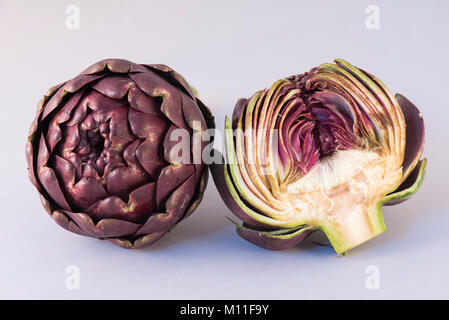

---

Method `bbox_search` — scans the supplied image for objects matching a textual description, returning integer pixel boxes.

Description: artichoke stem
[320,203,385,254]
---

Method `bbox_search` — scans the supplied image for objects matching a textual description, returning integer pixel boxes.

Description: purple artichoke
[26,59,214,248]
[212,59,426,254]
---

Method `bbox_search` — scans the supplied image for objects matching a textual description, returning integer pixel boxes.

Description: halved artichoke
[212,59,426,254]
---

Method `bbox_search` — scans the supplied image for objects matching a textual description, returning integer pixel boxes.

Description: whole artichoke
[212,59,426,254]
[26,59,214,248]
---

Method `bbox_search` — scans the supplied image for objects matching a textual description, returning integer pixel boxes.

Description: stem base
[320,203,385,254]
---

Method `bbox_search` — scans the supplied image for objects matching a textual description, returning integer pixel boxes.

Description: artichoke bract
[26,59,214,248]
[212,59,426,254]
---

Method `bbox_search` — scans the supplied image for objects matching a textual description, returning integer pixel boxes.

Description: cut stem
[320,203,385,254]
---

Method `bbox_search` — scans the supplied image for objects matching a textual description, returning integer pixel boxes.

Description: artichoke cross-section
[212,59,426,254]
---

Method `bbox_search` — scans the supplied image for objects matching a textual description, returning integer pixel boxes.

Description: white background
[1,0,448,299]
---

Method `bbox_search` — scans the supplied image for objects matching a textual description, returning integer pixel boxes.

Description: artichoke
[26,58,214,248]
[212,59,426,254]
